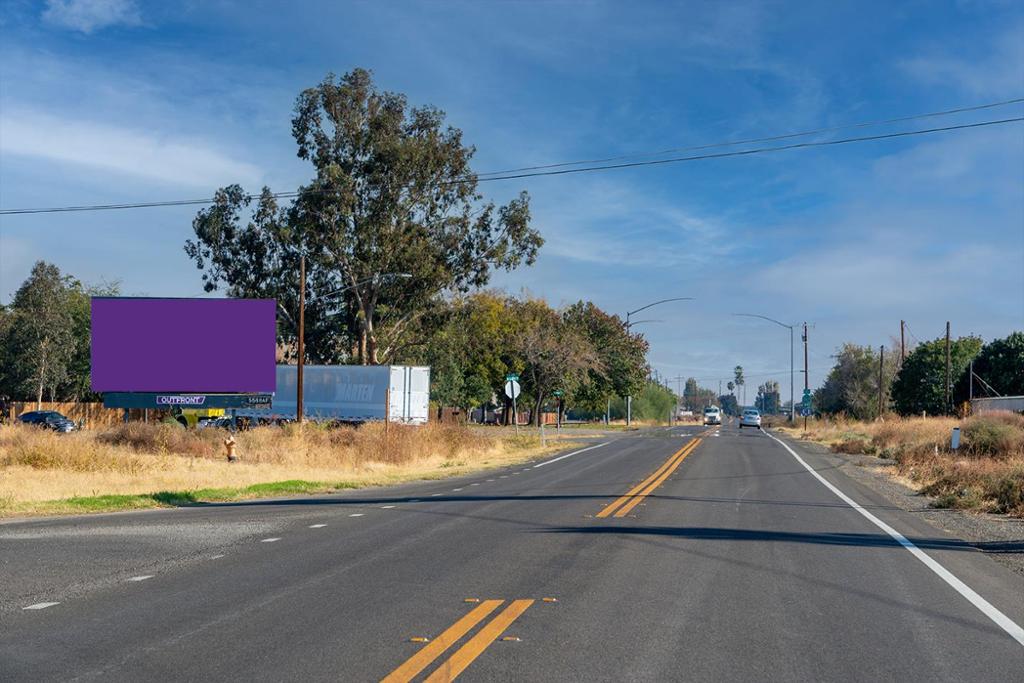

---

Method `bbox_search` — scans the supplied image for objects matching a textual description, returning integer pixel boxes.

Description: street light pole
[624,297,693,427]
[732,313,797,422]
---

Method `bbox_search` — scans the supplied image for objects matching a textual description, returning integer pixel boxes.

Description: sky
[1,0,1022,398]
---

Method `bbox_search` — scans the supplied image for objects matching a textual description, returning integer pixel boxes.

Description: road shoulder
[769,428,1024,578]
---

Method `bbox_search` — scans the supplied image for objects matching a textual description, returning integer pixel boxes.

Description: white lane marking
[431,493,443,497]
[486,479,495,482]
[211,554,226,559]
[309,524,327,528]
[765,430,1024,647]
[349,513,364,517]
[470,483,480,486]
[261,537,281,543]
[23,602,59,610]
[533,442,609,468]
[381,505,396,509]
[127,575,154,582]
[452,488,464,492]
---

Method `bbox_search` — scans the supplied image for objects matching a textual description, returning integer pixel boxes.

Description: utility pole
[969,360,973,402]
[878,345,885,418]
[296,253,306,425]
[803,322,809,430]
[945,321,951,414]
[900,320,906,362]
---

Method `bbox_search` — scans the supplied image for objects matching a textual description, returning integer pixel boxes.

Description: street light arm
[732,312,795,330]
[628,297,694,318]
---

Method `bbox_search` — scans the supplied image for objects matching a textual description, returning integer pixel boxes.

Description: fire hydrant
[224,434,238,463]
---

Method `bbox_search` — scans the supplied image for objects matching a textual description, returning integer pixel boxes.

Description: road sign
[504,380,521,400]
[801,405,813,417]
[553,389,563,397]
[505,373,519,382]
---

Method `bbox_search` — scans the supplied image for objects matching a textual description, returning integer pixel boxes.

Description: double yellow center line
[382,599,534,683]
[596,436,703,518]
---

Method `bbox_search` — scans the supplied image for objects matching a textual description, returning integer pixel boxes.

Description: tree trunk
[36,358,46,410]
[534,393,544,426]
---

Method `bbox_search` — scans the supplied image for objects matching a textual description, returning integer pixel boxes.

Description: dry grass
[0,422,570,515]
[776,412,1024,517]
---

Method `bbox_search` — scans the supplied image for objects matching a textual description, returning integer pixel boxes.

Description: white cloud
[531,180,737,268]
[42,0,141,34]
[0,108,264,189]
[900,22,1024,97]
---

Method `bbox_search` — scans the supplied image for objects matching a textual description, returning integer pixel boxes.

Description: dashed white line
[127,575,154,582]
[765,430,1024,648]
[23,602,59,610]
[486,479,495,482]
[381,505,396,509]
[309,524,327,528]
[211,554,226,559]
[261,537,281,543]
[349,513,364,517]
[470,483,481,486]
[431,493,443,497]
[452,488,463,491]
[533,442,609,468]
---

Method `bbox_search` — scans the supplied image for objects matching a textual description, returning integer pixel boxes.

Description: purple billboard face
[91,298,277,393]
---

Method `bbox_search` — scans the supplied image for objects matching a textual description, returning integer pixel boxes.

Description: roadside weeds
[775,414,1024,518]
[0,422,580,518]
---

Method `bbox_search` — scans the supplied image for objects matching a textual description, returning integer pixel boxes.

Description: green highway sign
[506,373,519,382]
[553,390,563,397]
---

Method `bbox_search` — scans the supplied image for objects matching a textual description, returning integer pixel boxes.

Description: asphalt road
[2,423,1023,681]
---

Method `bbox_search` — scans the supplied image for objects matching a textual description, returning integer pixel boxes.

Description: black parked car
[18,410,76,433]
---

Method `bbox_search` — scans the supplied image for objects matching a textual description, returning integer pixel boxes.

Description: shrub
[962,414,1024,458]
[97,423,217,457]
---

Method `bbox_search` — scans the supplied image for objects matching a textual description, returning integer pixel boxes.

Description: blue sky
[1,0,1022,396]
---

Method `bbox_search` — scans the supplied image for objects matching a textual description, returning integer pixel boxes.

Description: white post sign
[504,377,521,434]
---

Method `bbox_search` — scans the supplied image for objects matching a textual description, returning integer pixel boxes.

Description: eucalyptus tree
[187,68,542,364]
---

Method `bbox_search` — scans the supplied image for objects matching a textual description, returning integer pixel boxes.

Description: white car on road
[703,406,722,425]
[739,408,762,429]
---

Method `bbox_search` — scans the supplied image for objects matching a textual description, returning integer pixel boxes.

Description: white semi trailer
[240,365,430,424]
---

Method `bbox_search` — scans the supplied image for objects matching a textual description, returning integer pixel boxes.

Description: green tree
[814,343,897,420]
[511,298,602,425]
[891,336,983,415]
[719,393,739,416]
[417,291,516,414]
[64,280,121,401]
[953,331,1024,403]
[561,301,647,412]
[187,68,542,365]
[734,366,745,405]
[2,262,78,406]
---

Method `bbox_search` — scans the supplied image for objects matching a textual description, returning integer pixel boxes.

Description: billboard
[91,298,277,394]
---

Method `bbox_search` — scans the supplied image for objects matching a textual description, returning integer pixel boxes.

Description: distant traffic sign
[801,406,813,417]
[504,380,521,400]
[506,373,519,382]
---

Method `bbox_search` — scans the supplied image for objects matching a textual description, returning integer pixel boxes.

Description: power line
[2,115,1022,216]
[474,97,1024,177]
